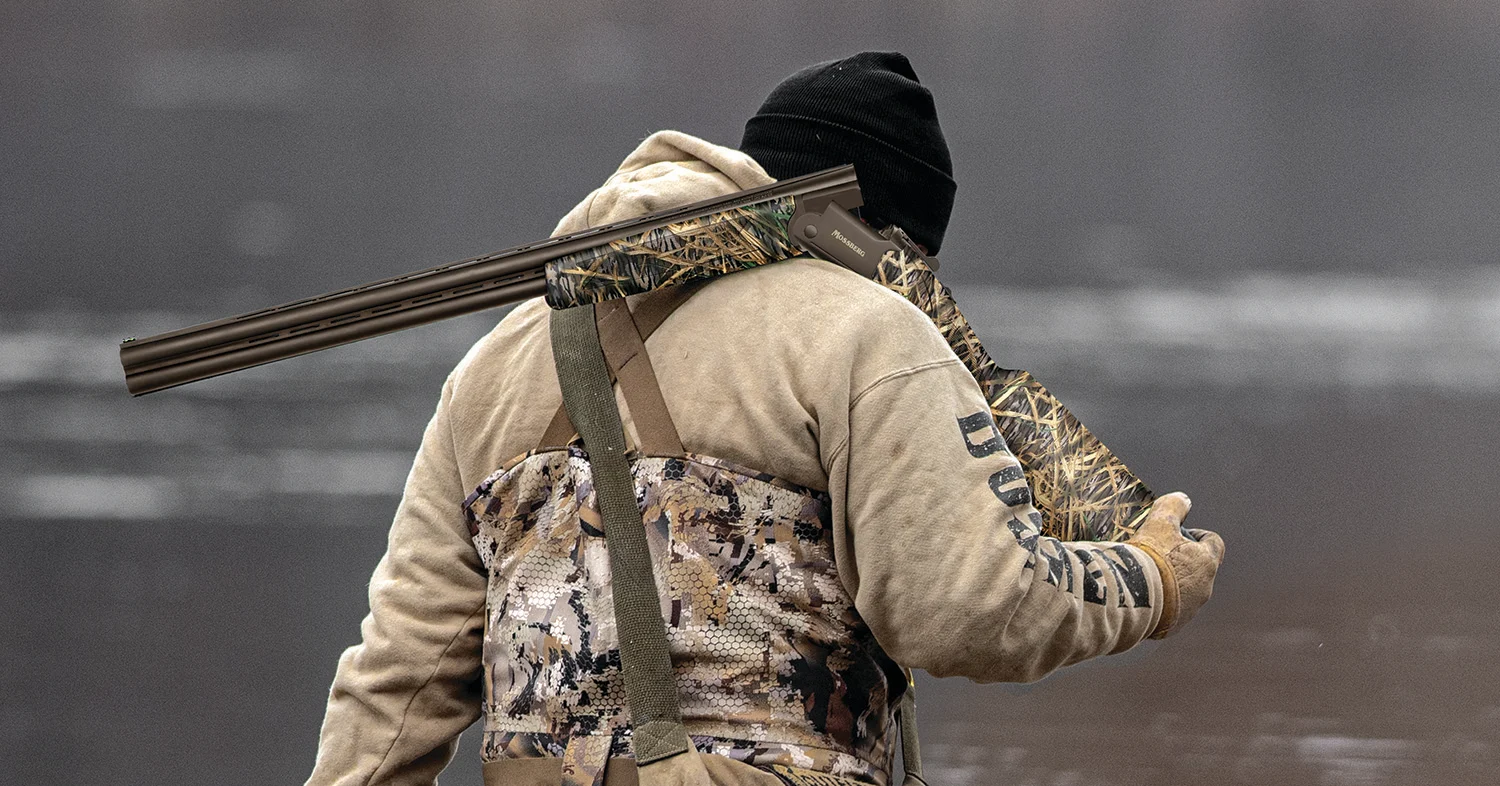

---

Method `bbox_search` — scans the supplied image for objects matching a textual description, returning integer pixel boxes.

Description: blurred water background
[4,2,1499,784]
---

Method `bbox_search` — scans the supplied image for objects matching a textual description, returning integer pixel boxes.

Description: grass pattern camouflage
[544,196,802,309]
[463,445,902,785]
[545,192,1155,542]
[870,224,1156,542]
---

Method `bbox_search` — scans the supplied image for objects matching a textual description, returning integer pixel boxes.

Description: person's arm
[828,356,1170,684]
[307,371,487,786]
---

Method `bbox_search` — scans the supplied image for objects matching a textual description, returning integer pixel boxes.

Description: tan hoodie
[306,130,1163,785]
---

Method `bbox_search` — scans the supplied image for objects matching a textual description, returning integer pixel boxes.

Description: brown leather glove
[1126,492,1226,639]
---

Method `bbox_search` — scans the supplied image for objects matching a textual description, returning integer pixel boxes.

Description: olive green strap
[550,303,692,766]
[896,679,928,786]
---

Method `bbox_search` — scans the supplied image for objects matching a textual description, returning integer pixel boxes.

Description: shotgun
[119,164,1156,542]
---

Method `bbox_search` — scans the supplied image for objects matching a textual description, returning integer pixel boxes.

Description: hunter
[307,51,1225,786]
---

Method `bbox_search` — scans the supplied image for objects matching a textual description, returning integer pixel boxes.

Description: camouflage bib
[462,445,902,784]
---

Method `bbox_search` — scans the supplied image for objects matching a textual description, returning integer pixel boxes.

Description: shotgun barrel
[119,165,861,396]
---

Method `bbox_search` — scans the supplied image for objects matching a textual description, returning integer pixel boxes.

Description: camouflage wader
[462,284,922,786]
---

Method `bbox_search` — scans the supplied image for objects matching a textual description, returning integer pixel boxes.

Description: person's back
[445,131,1014,782]
[308,53,1224,786]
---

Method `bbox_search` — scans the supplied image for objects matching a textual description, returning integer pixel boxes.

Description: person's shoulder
[449,296,551,395]
[720,256,956,354]
[674,257,962,390]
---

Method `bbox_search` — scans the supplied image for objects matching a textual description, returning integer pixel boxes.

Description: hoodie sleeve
[306,371,487,786]
[827,345,1164,684]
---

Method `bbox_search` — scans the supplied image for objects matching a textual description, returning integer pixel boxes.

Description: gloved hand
[1125,492,1226,639]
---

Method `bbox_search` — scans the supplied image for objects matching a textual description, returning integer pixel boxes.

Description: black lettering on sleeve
[1077,549,1109,605]
[1006,516,1038,554]
[1107,545,1152,609]
[1038,537,1075,593]
[957,411,1004,458]
[987,464,1032,508]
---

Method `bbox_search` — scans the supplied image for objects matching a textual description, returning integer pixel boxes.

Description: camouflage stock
[871,225,1156,542]
[546,197,1156,543]
[544,196,802,308]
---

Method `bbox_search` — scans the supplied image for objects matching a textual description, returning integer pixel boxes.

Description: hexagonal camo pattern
[462,446,901,785]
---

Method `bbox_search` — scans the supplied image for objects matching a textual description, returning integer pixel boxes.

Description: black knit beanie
[740,51,956,254]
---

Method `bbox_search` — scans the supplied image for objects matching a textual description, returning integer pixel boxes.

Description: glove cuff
[1133,541,1180,639]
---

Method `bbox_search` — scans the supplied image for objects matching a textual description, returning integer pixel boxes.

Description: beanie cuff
[745,113,958,187]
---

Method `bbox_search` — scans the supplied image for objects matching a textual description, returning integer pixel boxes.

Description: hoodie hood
[551,130,776,237]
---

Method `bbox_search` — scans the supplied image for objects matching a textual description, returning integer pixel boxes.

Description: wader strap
[538,282,707,451]
[630,279,708,336]
[896,676,928,786]
[538,391,586,449]
[594,297,682,455]
[550,303,693,767]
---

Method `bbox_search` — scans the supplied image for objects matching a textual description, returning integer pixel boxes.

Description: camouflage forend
[463,445,901,785]
[871,225,1156,542]
[544,195,802,309]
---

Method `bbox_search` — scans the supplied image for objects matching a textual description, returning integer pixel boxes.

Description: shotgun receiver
[119,164,1155,541]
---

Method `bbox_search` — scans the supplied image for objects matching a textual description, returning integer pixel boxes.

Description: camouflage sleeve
[306,372,486,786]
[829,359,1165,684]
